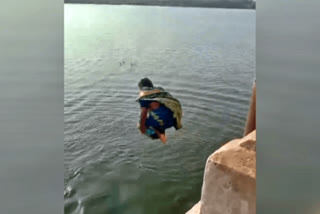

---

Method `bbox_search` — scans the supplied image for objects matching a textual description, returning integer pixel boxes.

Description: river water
[64,4,255,214]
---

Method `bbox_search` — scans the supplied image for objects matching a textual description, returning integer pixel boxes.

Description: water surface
[64,4,255,214]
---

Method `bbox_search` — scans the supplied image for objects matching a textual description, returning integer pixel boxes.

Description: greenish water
[64,4,255,214]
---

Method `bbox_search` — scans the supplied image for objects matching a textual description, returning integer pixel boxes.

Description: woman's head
[138,78,153,90]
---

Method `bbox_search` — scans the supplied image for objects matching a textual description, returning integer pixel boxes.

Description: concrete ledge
[186,202,201,214]
[186,130,256,214]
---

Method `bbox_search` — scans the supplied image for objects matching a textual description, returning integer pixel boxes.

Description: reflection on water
[64,4,255,214]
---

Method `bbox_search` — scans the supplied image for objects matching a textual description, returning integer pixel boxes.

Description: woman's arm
[139,107,148,134]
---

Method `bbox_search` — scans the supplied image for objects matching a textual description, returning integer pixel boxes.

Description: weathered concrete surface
[186,202,201,214]
[186,130,256,214]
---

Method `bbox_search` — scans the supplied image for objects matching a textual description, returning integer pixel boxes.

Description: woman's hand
[140,125,146,134]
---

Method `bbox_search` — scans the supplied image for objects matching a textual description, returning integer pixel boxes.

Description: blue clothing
[139,100,152,108]
[145,128,159,139]
[139,100,175,130]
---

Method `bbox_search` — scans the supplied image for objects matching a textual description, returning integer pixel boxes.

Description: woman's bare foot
[152,128,167,144]
[159,134,167,144]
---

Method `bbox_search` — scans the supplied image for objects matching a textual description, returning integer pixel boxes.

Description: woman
[136,78,182,144]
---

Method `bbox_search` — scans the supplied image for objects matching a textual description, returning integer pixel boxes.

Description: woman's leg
[145,111,168,143]
[153,129,167,144]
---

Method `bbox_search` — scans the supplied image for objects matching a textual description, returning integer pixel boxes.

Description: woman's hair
[138,78,153,90]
